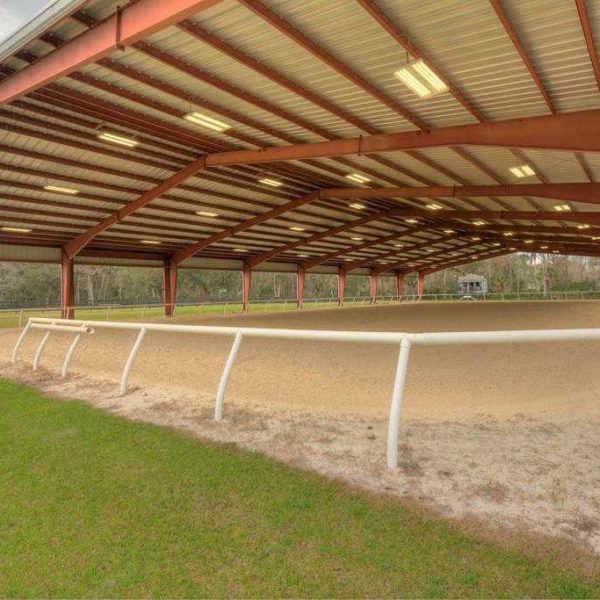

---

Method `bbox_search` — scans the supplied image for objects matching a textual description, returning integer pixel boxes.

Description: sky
[0,0,49,43]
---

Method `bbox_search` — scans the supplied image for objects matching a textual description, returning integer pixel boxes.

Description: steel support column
[297,266,305,309]
[242,262,252,313]
[60,250,74,319]
[163,261,178,317]
[338,269,347,305]
[396,272,405,300]
[417,272,425,300]
[369,268,379,304]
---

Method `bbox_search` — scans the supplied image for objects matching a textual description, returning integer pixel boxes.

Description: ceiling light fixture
[98,131,138,147]
[554,204,571,212]
[351,236,364,241]
[509,165,535,178]
[426,203,442,211]
[541,245,549,249]
[43,184,78,195]
[394,243,404,248]
[234,248,248,253]
[471,236,481,241]
[578,224,591,230]
[290,226,306,232]
[197,211,219,217]
[405,218,418,224]
[141,239,161,245]
[184,112,230,132]
[394,58,448,98]
[349,202,366,210]
[472,221,485,226]
[524,239,533,244]
[443,229,455,234]
[259,177,283,187]
[1,226,32,233]
[346,173,371,184]
[503,232,514,237]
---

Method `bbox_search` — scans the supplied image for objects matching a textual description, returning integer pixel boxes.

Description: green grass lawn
[0,380,598,598]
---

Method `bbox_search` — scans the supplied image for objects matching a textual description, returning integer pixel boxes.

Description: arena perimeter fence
[11,317,600,469]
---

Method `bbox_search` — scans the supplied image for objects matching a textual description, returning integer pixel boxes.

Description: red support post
[163,261,178,317]
[242,262,252,313]
[60,250,74,319]
[369,268,379,304]
[338,269,347,305]
[396,272,405,300]
[297,266,305,309]
[417,271,425,300]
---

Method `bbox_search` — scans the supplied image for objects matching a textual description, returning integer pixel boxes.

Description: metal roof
[1,0,600,275]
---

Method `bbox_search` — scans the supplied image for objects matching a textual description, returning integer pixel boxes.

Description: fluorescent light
[346,173,370,184]
[443,229,454,234]
[141,239,161,245]
[541,245,549,249]
[524,240,533,244]
[184,112,230,132]
[509,247,517,251]
[233,248,247,253]
[259,177,283,187]
[493,243,501,246]
[394,243,404,248]
[426,203,442,211]
[349,202,366,210]
[503,232,514,237]
[1,226,31,233]
[197,211,219,217]
[394,59,448,98]
[578,224,591,230]
[297,253,309,258]
[43,184,78,195]
[471,255,479,260]
[343,257,353,261]
[554,204,571,212]
[510,165,535,178]
[472,221,485,226]
[290,226,306,232]
[98,132,138,147]
[351,236,363,241]
[405,218,418,224]
[552,250,559,253]
[592,237,600,241]
[471,236,481,241]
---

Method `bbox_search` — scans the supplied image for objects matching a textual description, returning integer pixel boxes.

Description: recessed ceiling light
[1,226,32,233]
[234,248,248,253]
[184,112,230,132]
[98,131,138,147]
[509,165,535,178]
[426,203,442,211]
[472,221,485,226]
[351,236,364,241]
[394,58,449,98]
[554,204,571,212]
[578,224,591,230]
[349,202,366,210]
[405,218,418,224]
[259,177,283,187]
[346,173,370,184]
[141,239,161,245]
[197,211,219,217]
[290,226,306,232]
[43,184,78,195]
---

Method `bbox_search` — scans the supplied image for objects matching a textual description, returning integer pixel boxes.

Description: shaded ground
[2,300,600,555]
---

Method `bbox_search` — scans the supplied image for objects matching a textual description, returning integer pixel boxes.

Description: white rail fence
[11,317,600,469]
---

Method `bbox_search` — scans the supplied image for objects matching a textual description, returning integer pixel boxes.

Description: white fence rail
[12,317,600,469]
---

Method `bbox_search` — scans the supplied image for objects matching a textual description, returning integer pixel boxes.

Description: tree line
[1,254,599,308]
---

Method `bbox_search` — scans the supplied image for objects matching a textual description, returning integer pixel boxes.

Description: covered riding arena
[2,0,600,580]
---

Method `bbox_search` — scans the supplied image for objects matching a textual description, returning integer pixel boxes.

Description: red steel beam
[489,0,556,113]
[171,191,320,264]
[575,0,600,93]
[419,248,511,275]
[0,0,223,104]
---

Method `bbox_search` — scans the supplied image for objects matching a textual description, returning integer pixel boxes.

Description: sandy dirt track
[2,300,600,555]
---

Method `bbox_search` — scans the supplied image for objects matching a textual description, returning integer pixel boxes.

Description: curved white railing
[12,317,600,469]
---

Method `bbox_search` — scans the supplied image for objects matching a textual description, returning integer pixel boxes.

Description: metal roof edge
[0,0,89,62]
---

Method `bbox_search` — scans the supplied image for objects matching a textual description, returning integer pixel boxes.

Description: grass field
[1,379,598,597]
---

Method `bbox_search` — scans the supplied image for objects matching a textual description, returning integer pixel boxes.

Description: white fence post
[387,337,412,469]
[214,330,243,421]
[119,327,147,395]
[61,334,82,378]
